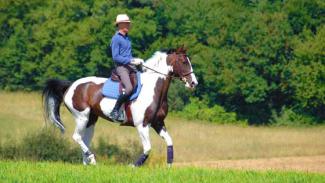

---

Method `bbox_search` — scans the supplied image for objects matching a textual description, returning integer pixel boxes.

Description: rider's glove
[130,58,144,66]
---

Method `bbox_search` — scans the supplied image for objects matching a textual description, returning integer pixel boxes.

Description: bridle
[172,53,194,78]
[141,53,193,81]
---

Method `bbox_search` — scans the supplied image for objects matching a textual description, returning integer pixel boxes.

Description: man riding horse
[109,14,144,121]
[42,14,198,166]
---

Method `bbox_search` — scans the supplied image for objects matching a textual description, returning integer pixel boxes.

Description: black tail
[42,79,72,133]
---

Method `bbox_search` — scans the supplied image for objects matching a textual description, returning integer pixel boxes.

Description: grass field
[1,161,324,183]
[1,91,325,177]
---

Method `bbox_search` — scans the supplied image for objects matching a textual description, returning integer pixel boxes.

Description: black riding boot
[109,93,129,122]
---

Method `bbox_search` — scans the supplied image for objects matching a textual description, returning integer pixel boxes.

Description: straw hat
[115,14,131,25]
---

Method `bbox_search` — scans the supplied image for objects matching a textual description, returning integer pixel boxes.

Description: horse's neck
[142,51,172,105]
[157,75,172,104]
[141,72,172,105]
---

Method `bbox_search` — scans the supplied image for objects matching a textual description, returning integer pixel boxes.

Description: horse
[42,46,198,167]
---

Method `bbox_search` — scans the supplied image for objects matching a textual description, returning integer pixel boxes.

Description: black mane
[160,48,176,54]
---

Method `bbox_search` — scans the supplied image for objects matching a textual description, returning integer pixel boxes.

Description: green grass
[0,161,324,183]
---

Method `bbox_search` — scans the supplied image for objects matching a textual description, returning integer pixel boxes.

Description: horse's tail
[42,79,72,133]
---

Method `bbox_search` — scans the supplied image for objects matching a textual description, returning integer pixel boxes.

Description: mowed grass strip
[1,91,325,163]
[0,161,324,183]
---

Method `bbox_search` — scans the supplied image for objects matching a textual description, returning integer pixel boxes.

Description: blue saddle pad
[102,72,142,101]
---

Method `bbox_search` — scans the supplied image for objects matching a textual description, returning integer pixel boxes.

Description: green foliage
[21,129,81,162]
[0,0,324,124]
[167,80,191,111]
[177,97,247,125]
[95,137,142,164]
[270,107,318,126]
[284,26,325,117]
[0,128,81,162]
[0,128,142,164]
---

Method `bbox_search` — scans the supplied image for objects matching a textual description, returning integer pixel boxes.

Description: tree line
[0,0,324,124]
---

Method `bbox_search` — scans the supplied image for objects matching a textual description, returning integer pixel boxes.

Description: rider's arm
[111,37,131,65]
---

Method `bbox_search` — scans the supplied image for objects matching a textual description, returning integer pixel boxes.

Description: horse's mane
[160,48,175,54]
[144,51,168,69]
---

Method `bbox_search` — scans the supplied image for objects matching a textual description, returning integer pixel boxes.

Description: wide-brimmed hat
[115,14,131,25]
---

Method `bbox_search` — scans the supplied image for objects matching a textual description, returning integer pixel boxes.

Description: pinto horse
[42,46,198,166]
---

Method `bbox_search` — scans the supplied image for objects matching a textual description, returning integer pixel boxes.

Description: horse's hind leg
[81,113,98,165]
[152,121,173,167]
[72,108,96,165]
[82,125,95,165]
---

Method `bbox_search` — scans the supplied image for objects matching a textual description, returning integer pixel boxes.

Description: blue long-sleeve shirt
[110,32,133,65]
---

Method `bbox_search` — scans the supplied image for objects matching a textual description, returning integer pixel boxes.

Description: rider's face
[118,22,131,34]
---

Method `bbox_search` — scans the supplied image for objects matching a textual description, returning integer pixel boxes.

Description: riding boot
[109,93,129,122]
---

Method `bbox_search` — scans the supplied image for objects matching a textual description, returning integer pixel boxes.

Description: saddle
[110,69,120,82]
[102,70,142,101]
[110,69,137,83]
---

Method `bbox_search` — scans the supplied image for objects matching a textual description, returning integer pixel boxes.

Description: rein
[141,53,193,80]
[141,64,193,79]
[141,64,170,77]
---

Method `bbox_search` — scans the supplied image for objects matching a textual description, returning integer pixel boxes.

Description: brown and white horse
[42,46,198,166]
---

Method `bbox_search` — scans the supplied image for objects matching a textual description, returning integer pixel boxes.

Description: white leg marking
[72,108,91,154]
[82,125,94,165]
[74,114,97,166]
[159,129,173,146]
[136,124,151,155]
[73,125,89,154]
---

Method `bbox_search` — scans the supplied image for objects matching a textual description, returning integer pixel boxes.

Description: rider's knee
[123,86,133,96]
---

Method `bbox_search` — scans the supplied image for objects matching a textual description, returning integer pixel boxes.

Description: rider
[109,14,144,121]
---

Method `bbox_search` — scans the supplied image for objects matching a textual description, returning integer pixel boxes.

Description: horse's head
[167,46,198,89]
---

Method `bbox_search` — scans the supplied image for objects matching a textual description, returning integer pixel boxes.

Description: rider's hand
[130,58,144,66]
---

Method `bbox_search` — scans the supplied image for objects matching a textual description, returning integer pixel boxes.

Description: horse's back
[73,76,107,85]
[64,76,107,112]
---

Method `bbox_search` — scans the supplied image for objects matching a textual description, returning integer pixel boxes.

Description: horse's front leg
[134,124,151,167]
[152,122,173,167]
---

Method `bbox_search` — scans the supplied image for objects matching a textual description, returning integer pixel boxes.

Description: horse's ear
[182,45,187,53]
[176,45,187,54]
[176,45,184,53]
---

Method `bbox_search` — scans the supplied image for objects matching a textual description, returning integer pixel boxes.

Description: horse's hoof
[83,154,96,165]
[88,154,97,165]
[167,163,172,168]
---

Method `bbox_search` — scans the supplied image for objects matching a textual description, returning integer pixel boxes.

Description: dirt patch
[175,155,325,173]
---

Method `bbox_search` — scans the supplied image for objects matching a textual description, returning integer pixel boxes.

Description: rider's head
[115,14,131,35]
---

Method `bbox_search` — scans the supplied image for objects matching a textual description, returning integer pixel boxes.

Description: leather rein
[141,53,193,80]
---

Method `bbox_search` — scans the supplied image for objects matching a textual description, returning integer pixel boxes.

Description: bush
[0,128,143,164]
[177,97,247,125]
[95,137,142,164]
[0,128,81,163]
[270,107,318,126]
[0,139,21,160]
[21,129,81,162]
